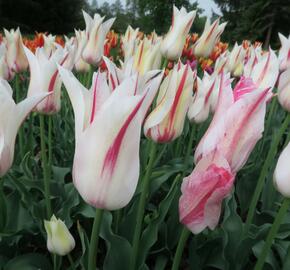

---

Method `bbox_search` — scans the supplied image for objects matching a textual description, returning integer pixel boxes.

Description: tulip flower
[277,67,290,112]
[179,150,235,233]
[74,30,90,73]
[43,34,56,57]
[278,33,290,71]
[0,43,14,81]
[82,10,115,66]
[161,6,196,60]
[59,66,162,210]
[188,72,224,123]
[4,28,28,73]
[273,142,290,198]
[133,37,162,75]
[144,63,195,143]
[122,25,139,63]
[180,75,270,234]
[195,75,270,173]
[24,45,69,114]
[194,18,227,58]
[227,43,246,77]
[44,215,75,256]
[214,51,229,74]
[243,45,262,77]
[250,49,279,90]
[0,79,49,176]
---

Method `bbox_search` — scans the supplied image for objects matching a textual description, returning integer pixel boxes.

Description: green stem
[88,208,104,270]
[130,141,157,270]
[182,124,196,178]
[113,209,122,234]
[244,114,290,235]
[254,198,290,270]
[171,228,191,270]
[162,57,168,69]
[171,124,195,270]
[39,115,52,218]
[86,67,93,88]
[15,74,25,158]
[53,254,57,270]
[67,253,75,270]
[48,116,53,179]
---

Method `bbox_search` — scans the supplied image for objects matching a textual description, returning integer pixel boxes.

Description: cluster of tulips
[1,5,290,270]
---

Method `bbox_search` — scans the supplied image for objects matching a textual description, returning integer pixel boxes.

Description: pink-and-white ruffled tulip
[74,30,90,73]
[4,28,28,73]
[82,11,115,66]
[194,18,227,58]
[278,33,290,71]
[24,46,70,114]
[180,75,270,234]
[250,49,279,90]
[59,66,162,210]
[179,150,235,234]
[0,79,49,176]
[227,43,246,77]
[273,141,290,198]
[188,72,225,123]
[161,6,196,60]
[277,67,290,112]
[144,63,195,143]
[195,75,270,173]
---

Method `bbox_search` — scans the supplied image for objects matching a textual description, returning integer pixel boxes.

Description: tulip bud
[4,28,28,73]
[161,6,196,60]
[43,34,56,57]
[273,142,290,198]
[0,43,14,81]
[278,33,290,71]
[74,30,90,73]
[44,215,75,256]
[194,18,227,58]
[122,25,139,63]
[144,63,195,142]
[278,68,290,112]
[227,43,246,77]
[82,11,115,66]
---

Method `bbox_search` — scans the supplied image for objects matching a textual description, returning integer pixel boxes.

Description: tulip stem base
[39,115,52,219]
[171,228,191,270]
[254,198,290,270]
[88,208,104,270]
[245,114,290,235]
[130,141,157,270]
[67,253,75,270]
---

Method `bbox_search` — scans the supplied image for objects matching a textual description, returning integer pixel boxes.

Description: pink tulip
[180,75,270,233]
[195,75,269,172]
[179,150,235,234]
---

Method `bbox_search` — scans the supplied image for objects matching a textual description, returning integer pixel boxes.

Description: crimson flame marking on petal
[204,79,216,104]
[204,20,219,43]
[227,88,269,165]
[180,165,233,225]
[137,41,144,67]
[101,96,145,177]
[110,73,116,90]
[256,51,271,85]
[90,72,100,123]
[48,53,69,92]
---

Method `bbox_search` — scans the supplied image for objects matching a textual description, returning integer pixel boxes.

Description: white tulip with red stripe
[194,18,227,58]
[24,45,70,114]
[0,79,49,176]
[82,11,115,66]
[74,30,90,72]
[161,6,196,60]
[278,33,290,71]
[227,43,246,77]
[144,62,195,142]
[59,66,163,210]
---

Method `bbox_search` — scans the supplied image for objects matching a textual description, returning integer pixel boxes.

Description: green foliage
[214,0,290,47]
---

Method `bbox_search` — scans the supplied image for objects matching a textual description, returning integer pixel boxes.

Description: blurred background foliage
[0,0,289,47]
